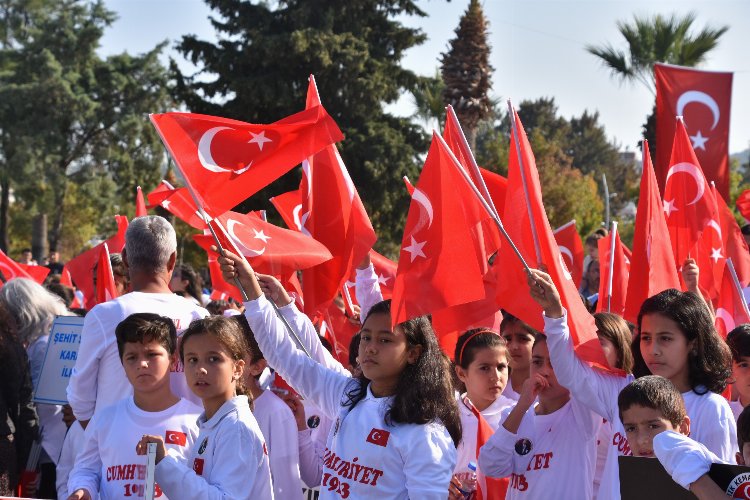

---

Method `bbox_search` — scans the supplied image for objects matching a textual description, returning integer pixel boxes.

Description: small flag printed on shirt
[165,430,187,446]
[193,458,204,475]
[366,428,390,447]
[263,442,268,455]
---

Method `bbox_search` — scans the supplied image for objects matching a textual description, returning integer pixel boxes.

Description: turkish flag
[368,250,397,299]
[466,399,508,500]
[193,458,204,475]
[0,250,33,285]
[66,215,129,308]
[298,76,377,315]
[391,133,493,326]
[193,211,332,275]
[135,186,148,217]
[494,108,612,372]
[165,430,187,446]
[95,243,119,305]
[403,176,415,195]
[596,227,630,315]
[715,186,750,289]
[366,428,390,447]
[147,182,207,230]
[655,63,732,199]
[481,168,508,216]
[146,180,175,208]
[736,190,750,223]
[207,253,244,304]
[269,189,303,231]
[624,141,680,323]
[17,263,50,284]
[60,265,82,309]
[553,220,584,287]
[714,261,750,338]
[150,104,343,217]
[694,189,724,300]
[663,118,716,266]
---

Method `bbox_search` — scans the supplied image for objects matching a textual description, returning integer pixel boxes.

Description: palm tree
[411,70,446,131]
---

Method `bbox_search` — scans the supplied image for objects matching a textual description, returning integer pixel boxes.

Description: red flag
[714,262,750,338]
[193,211,332,275]
[135,186,148,217]
[150,105,343,217]
[596,227,630,315]
[298,76,377,315]
[95,243,119,305]
[391,133,493,326]
[553,220,584,287]
[467,400,508,500]
[694,189,724,300]
[624,141,681,323]
[481,168,508,216]
[663,118,716,266]
[494,108,612,372]
[270,189,304,231]
[147,183,207,230]
[60,265,82,309]
[207,253,244,304]
[0,250,33,284]
[655,63,732,199]
[736,190,750,223]
[146,180,176,208]
[165,430,187,446]
[17,263,50,284]
[368,250,397,299]
[714,185,750,289]
[66,215,129,308]
[403,176,415,196]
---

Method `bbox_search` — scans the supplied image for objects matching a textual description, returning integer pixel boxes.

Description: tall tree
[586,12,728,156]
[172,0,430,254]
[411,69,446,131]
[440,0,493,150]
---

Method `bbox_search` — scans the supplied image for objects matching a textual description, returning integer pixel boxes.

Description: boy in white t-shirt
[67,313,202,500]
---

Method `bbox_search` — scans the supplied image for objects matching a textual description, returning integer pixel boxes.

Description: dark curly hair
[343,300,462,447]
[634,289,732,394]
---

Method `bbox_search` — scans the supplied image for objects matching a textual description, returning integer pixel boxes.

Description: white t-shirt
[68,397,202,499]
[593,417,612,498]
[730,400,744,421]
[254,389,304,499]
[355,264,384,323]
[455,393,514,479]
[544,311,738,500]
[245,294,457,499]
[654,430,724,490]
[155,396,273,500]
[67,291,209,420]
[502,378,521,402]
[56,421,85,500]
[479,398,599,499]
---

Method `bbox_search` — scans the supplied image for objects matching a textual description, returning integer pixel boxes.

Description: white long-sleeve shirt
[653,430,724,490]
[68,397,201,499]
[298,399,334,488]
[254,389,304,500]
[56,422,85,500]
[543,311,737,499]
[479,397,599,499]
[67,292,209,420]
[155,396,273,500]
[244,294,457,499]
[455,393,514,478]
[355,264,384,323]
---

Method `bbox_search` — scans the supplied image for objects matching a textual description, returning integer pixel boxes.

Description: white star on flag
[248,131,272,151]
[403,236,426,262]
[161,200,171,209]
[710,247,723,263]
[689,130,709,151]
[377,274,390,286]
[663,199,678,217]
[252,229,271,243]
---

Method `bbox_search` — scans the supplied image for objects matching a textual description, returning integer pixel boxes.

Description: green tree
[440,0,493,150]
[411,69,445,131]
[172,0,430,254]
[586,12,728,156]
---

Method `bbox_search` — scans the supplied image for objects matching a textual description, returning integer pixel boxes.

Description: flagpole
[727,258,750,319]
[507,100,542,266]
[606,221,618,312]
[445,105,499,218]
[602,174,610,230]
[434,131,532,275]
[553,219,576,235]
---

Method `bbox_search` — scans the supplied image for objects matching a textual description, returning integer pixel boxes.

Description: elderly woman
[0,278,70,497]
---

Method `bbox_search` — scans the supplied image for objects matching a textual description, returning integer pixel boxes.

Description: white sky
[100,0,750,155]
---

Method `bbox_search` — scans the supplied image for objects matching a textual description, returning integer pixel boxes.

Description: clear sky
[100,0,749,155]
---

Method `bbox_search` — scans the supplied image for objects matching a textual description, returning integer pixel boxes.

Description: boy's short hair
[738,406,750,450]
[115,313,177,359]
[532,332,547,349]
[617,375,686,427]
[726,324,750,362]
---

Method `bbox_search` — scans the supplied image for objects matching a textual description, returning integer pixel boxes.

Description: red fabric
[481,168,508,217]
[553,220,584,287]
[368,250,397,299]
[494,109,613,373]
[0,250,33,284]
[402,176,415,195]
[624,141,681,323]
[467,400,508,500]
[655,63,733,200]
[715,185,750,288]
[94,243,119,305]
[60,265,82,308]
[736,189,750,223]
[298,76,377,315]
[150,105,343,217]
[694,190,724,300]
[663,118,716,266]
[714,262,750,338]
[17,263,49,284]
[148,184,207,230]
[145,180,174,208]
[596,228,630,315]
[135,186,148,217]
[193,211,332,275]
[391,133,493,326]
[269,189,303,231]
[66,215,128,309]
[207,253,244,304]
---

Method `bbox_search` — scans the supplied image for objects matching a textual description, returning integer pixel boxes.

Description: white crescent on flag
[226,219,266,256]
[666,162,705,206]
[676,90,720,130]
[198,126,252,174]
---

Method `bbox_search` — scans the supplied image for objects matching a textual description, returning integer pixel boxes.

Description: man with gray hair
[67,216,208,428]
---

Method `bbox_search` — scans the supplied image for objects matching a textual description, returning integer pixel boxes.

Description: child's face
[358,313,421,393]
[456,346,509,410]
[621,404,689,457]
[502,324,535,372]
[597,334,619,370]
[586,243,598,260]
[121,339,174,394]
[733,356,750,404]
[529,341,569,400]
[183,333,244,405]
[639,313,692,391]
